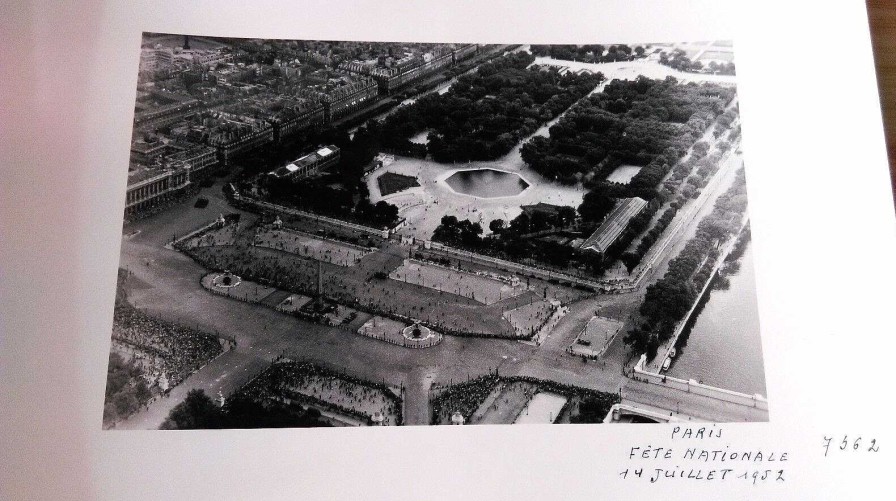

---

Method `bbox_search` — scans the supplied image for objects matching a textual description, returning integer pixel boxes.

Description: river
[666,241,767,396]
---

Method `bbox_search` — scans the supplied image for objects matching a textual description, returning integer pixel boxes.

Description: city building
[303,77,378,122]
[124,164,191,215]
[177,49,233,68]
[124,143,218,215]
[165,143,218,178]
[579,197,648,255]
[452,43,478,62]
[367,49,454,95]
[130,138,171,164]
[212,63,257,85]
[202,112,275,165]
[340,44,477,96]
[133,90,202,130]
[299,50,332,66]
[139,46,176,74]
[269,145,340,181]
[267,99,327,142]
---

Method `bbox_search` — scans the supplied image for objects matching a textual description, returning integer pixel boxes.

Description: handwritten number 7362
[823,436,880,457]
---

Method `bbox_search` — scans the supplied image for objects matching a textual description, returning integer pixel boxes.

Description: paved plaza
[366,133,586,242]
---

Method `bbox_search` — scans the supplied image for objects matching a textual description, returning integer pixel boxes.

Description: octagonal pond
[444,168,530,198]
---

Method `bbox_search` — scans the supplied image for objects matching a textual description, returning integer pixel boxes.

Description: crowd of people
[430,374,501,424]
[187,223,241,248]
[176,213,590,342]
[238,361,401,426]
[103,351,153,427]
[468,381,540,424]
[186,237,520,338]
[431,374,621,425]
[253,226,369,267]
[111,303,225,388]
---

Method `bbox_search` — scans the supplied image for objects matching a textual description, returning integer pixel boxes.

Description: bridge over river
[614,378,769,423]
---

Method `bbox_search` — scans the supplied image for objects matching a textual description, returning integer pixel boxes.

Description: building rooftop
[270,145,340,178]
[580,197,647,254]
[131,140,168,155]
[273,163,300,177]
[127,165,171,186]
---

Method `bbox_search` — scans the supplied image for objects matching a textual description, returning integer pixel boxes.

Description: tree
[372,201,399,227]
[530,211,552,232]
[508,213,531,234]
[640,280,693,325]
[458,220,483,247]
[103,403,119,424]
[222,395,330,428]
[104,352,152,425]
[556,206,577,227]
[623,324,652,355]
[692,141,710,158]
[160,389,224,430]
[113,388,140,417]
[570,394,618,423]
[489,218,505,233]
[578,189,616,223]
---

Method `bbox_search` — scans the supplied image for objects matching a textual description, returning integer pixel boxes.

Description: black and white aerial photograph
[103,33,766,429]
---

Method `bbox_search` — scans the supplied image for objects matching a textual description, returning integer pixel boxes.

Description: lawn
[377,172,420,196]
[390,259,526,305]
[254,226,371,266]
[606,165,643,184]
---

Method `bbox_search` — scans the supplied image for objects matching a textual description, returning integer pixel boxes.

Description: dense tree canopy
[569,393,620,423]
[624,169,749,359]
[266,172,399,229]
[431,205,612,274]
[161,389,225,429]
[378,51,605,162]
[103,353,152,424]
[660,49,736,76]
[521,76,735,188]
[431,215,484,248]
[529,44,638,64]
[577,187,619,224]
[160,389,331,429]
